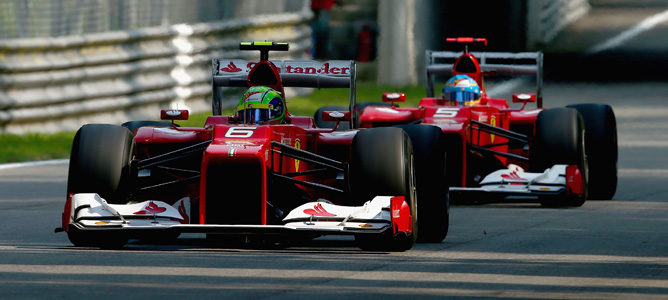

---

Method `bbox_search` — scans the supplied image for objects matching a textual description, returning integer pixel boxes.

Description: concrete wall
[376,0,591,86]
[376,0,441,86]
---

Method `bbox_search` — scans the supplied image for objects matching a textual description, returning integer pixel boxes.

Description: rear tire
[531,108,587,207]
[350,127,417,251]
[396,124,449,243]
[567,104,617,200]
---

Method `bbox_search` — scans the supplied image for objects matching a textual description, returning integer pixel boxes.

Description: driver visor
[237,103,275,124]
[444,91,481,104]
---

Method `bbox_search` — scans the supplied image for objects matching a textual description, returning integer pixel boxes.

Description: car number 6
[225,127,256,138]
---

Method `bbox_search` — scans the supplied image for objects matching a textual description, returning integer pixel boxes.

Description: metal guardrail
[526,0,591,50]
[0,7,312,133]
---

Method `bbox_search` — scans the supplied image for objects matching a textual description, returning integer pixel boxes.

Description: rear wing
[425,51,544,107]
[212,59,355,88]
[211,59,358,127]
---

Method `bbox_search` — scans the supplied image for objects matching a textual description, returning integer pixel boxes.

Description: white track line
[0,159,69,170]
[586,9,668,54]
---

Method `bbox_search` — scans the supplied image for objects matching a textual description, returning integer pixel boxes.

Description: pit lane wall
[0,1,312,134]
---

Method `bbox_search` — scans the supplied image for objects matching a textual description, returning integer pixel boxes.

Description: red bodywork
[109,52,383,230]
[59,43,419,248]
[358,38,544,188]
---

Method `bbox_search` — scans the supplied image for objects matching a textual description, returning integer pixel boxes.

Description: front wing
[449,164,585,203]
[62,193,410,240]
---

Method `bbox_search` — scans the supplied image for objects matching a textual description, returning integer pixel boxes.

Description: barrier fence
[0,0,311,133]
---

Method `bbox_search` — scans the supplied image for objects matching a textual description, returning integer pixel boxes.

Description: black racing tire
[567,104,618,200]
[531,108,588,207]
[66,124,134,248]
[121,120,176,133]
[313,105,350,130]
[395,124,449,243]
[67,124,135,205]
[351,127,417,251]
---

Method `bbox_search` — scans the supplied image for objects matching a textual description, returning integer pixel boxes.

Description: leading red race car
[315,37,618,207]
[56,42,448,250]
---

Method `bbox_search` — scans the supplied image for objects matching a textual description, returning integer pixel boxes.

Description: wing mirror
[512,93,536,103]
[382,92,405,108]
[321,111,350,131]
[161,109,189,127]
[382,92,406,103]
[321,111,351,122]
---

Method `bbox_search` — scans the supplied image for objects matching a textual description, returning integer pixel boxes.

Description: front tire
[567,104,617,200]
[350,127,417,251]
[396,124,449,243]
[66,124,134,248]
[531,108,588,207]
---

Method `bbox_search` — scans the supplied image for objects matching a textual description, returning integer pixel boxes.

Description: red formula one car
[315,38,617,207]
[56,42,434,250]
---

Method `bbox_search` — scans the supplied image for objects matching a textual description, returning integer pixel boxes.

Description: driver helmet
[236,86,285,124]
[442,75,482,106]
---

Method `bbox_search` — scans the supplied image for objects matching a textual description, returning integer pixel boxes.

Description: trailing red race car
[315,37,617,207]
[56,42,450,250]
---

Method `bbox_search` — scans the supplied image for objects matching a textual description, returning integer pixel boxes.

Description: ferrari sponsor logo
[134,201,167,215]
[490,115,497,143]
[294,138,301,171]
[303,203,336,217]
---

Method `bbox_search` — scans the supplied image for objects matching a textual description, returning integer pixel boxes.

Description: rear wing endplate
[211,59,358,127]
[425,51,544,107]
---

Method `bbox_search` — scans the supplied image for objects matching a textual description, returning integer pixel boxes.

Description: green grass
[0,132,74,163]
[0,82,425,163]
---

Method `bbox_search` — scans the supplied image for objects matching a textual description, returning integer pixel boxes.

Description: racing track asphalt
[0,77,666,299]
[1,4,667,298]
